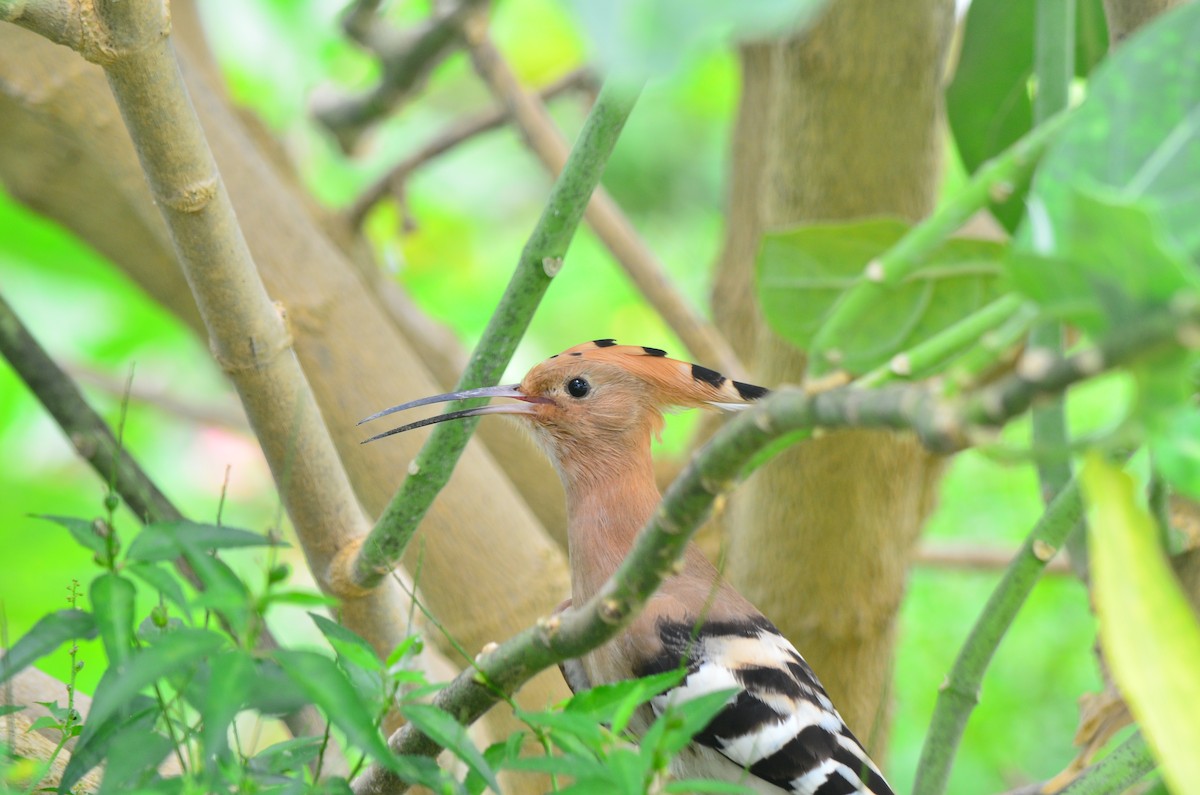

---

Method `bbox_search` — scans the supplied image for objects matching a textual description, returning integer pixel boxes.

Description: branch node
[1074,348,1105,376]
[161,175,219,214]
[1032,539,1056,562]
[407,460,420,476]
[1016,347,1056,381]
[988,180,1015,203]
[864,259,886,283]
[1176,324,1200,349]
[474,641,499,664]
[328,536,380,599]
[599,598,624,625]
[890,353,912,376]
[541,256,563,278]
[535,613,562,636]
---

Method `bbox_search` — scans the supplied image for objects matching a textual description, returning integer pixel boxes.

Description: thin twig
[462,24,745,379]
[997,731,1155,795]
[64,361,247,431]
[346,67,596,227]
[350,79,643,589]
[916,542,1072,575]
[316,0,489,151]
[351,303,1200,794]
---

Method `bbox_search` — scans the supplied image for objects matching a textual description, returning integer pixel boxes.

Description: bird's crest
[545,339,768,411]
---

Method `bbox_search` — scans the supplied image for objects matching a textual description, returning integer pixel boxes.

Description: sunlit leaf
[309,612,383,672]
[758,218,1006,373]
[402,702,501,793]
[0,609,95,685]
[642,689,738,757]
[1083,455,1200,795]
[90,573,137,667]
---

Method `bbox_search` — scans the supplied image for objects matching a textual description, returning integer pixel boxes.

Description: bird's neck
[562,444,663,605]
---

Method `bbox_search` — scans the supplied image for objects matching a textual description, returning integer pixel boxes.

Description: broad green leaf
[60,697,157,793]
[758,218,1006,374]
[518,709,608,755]
[90,573,137,667]
[0,704,25,717]
[0,609,96,685]
[1022,3,1200,260]
[1082,456,1200,795]
[198,649,255,767]
[402,702,501,794]
[665,779,756,794]
[561,0,824,79]
[79,628,225,748]
[273,649,396,768]
[125,520,281,562]
[33,514,107,554]
[1010,187,1200,332]
[947,0,1107,232]
[178,539,252,634]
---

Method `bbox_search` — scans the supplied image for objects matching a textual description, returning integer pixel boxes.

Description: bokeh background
[0,1,1104,791]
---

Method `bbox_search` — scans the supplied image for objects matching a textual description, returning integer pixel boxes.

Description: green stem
[352,80,642,588]
[1031,0,1084,577]
[805,110,1071,378]
[351,305,1195,795]
[856,294,1025,387]
[1057,731,1156,795]
[912,478,1085,795]
[946,303,1040,392]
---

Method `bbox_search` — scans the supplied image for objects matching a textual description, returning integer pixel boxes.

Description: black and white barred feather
[635,616,893,795]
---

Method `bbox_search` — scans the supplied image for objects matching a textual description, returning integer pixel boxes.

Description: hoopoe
[362,340,894,795]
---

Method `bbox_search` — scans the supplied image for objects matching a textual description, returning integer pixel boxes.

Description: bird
[361,339,894,795]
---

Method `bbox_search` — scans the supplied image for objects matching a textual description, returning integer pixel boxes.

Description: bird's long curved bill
[358,384,543,444]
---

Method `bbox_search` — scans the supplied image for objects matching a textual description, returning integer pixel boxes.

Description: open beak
[358,384,549,444]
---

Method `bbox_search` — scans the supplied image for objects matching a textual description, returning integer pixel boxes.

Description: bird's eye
[567,377,590,398]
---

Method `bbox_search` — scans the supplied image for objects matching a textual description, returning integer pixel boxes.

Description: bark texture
[0,16,570,738]
[713,0,954,751]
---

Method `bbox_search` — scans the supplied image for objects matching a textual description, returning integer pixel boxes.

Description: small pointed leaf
[401,702,501,794]
[0,609,96,685]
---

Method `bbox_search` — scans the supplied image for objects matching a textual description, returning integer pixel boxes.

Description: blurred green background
[0,1,1105,792]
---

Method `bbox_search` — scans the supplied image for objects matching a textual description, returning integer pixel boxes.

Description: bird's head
[360,340,768,481]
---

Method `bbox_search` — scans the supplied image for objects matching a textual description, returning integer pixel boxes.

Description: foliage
[1,0,1199,793]
[0,510,735,794]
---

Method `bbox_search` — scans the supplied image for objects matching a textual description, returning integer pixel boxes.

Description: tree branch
[461,24,745,378]
[805,110,1072,379]
[352,303,1199,793]
[345,67,595,227]
[0,0,424,657]
[349,79,642,589]
[315,0,489,152]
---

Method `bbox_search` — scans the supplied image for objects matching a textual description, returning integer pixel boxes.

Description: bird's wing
[637,615,894,795]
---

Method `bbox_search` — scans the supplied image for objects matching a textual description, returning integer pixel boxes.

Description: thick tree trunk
[713,0,954,752]
[0,19,570,752]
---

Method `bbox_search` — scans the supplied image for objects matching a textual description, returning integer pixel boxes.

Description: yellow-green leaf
[1082,455,1200,795]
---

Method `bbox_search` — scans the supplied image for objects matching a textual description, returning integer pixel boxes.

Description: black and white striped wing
[639,616,894,795]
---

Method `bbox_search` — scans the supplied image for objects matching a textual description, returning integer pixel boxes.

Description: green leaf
[273,649,395,767]
[309,613,383,672]
[97,727,175,794]
[79,628,226,749]
[561,0,825,79]
[947,0,1107,232]
[1011,187,1200,333]
[466,736,525,795]
[1151,407,1200,499]
[198,649,255,768]
[643,689,738,758]
[664,779,756,794]
[1082,455,1200,795]
[565,668,684,735]
[0,704,25,718]
[758,218,1006,374]
[402,702,500,793]
[264,590,338,609]
[0,609,96,685]
[125,520,281,562]
[32,514,107,554]
[60,697,158,793]
[1023,3,1200,261]
[90,573,137,667]
[125,562,190,613]
[249,736,326,776]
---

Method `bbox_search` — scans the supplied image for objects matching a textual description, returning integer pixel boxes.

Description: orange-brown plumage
[362,341,893,795]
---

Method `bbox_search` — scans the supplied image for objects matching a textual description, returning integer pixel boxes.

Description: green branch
[352,80,642,589]
[912,478,1084,795]
[1057,731,1155,795]
[352,304,1197,794]
[1030,0,1082,576]
[805,111,1071,379]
